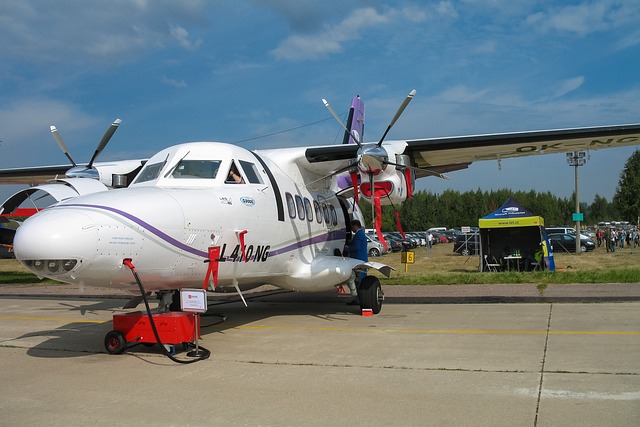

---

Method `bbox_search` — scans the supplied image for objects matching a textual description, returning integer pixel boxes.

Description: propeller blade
[87,118,121,169]
[322,99,362,146]
[376,89,416,147]
[304,163,357,188]
[50,126,76,166]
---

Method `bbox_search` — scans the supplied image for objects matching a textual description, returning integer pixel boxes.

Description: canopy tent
[478,198,555,272]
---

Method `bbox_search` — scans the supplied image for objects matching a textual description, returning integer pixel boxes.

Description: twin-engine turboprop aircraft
[1,91,639,314]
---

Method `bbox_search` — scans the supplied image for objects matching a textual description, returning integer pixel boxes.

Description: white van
[546,227,591,240]
[427,227,447,233]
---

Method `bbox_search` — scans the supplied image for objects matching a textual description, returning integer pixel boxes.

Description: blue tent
[478,198,555,271]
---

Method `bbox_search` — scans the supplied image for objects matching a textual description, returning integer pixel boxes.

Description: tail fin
[342,95,365,145]
[337,95,365,191]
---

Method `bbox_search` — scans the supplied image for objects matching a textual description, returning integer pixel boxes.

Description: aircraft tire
[359,276,383,314]
[104,330,126,355]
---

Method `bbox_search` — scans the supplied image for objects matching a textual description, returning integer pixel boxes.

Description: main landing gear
[358,276,384,314]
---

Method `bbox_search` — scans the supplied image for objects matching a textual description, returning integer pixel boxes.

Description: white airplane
[1,90,639,316]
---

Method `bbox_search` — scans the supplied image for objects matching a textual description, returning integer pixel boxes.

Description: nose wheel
[359,276,383,314]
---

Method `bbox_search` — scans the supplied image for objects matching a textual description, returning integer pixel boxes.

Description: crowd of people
[595,227,640,252]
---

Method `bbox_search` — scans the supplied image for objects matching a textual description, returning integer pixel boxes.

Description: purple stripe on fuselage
[63,203,208,258]
[269,229,346,256]
[62,203,345,259]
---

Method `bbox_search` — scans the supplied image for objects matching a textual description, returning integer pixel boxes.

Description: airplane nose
[14,209,98,276]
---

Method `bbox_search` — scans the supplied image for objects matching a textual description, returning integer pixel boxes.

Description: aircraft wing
[305,123,640,178]
[0,164,74,185]
[405,123,640,178]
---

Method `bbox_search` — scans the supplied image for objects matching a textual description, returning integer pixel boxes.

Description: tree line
[361,150,640,231]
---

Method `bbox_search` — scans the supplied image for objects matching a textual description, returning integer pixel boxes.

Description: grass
[373,241,640,285]
[1,240,639,286]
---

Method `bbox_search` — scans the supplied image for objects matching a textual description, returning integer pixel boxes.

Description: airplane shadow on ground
[19,290,361,360]
[17,289,638,360]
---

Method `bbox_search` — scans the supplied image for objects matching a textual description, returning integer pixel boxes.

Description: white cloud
[526,0,639,37]
[161,76,188,88]
[0,99,99,166]
[435,1,458,18]
[552,76,585,99]
[270,7,389,61]
[170,25,202,50]
[0,0,207,65]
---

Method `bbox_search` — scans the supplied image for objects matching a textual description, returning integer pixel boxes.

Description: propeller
[50,126,77,166]
[50,118,122,175]
[319,90,418,250]
[88,119,121,169]
[376,89,416,147]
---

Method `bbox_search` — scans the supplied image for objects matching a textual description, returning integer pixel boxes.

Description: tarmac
[0,283,639,426]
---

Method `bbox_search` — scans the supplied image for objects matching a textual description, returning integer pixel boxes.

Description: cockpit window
[239,160,263,184]
[135,161,165,183]
[225,161,245,184]
[171,160,221,179]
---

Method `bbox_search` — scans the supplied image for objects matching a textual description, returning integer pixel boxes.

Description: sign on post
[401,251,415,264]
[401,250,415,272]
[180,289,208,313]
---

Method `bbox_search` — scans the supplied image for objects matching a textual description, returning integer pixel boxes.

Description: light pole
[566,151,587,255]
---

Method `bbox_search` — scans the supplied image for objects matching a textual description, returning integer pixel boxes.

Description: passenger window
[295,195,305,220]
[314,201,322,224]
[286,193,296,219]
[329,205,338,226]
[322,204,330,225]
[239,160,264,184]
[304,198,313,222]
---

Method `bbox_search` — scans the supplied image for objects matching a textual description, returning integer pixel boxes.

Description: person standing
[346,219,368,305]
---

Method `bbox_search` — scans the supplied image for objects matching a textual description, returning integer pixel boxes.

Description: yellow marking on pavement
[2,316,638,335]
[0,315,107,324]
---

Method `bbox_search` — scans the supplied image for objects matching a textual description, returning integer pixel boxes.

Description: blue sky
[1,0,639,205]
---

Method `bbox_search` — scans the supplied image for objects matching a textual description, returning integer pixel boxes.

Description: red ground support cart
[104,311,198,355]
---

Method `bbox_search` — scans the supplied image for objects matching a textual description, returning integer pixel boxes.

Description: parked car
[366,235,385,257]
[431,232,448,244]
[383,233,410,252]
[546,227,591,241]
[548,233,595,253]
[385,232,416,248]
[441,229,460,242]
[407,232,426,246]
[453,233,480,255]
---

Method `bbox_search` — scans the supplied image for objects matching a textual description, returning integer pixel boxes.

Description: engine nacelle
[358,154,415,206]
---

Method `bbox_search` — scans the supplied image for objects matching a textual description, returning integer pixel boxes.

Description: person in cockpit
[226,164,244,184]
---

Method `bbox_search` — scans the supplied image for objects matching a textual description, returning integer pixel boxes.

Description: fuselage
[14,142,362,293]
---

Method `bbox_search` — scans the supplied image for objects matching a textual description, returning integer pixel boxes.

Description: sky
[1,0,639,206]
